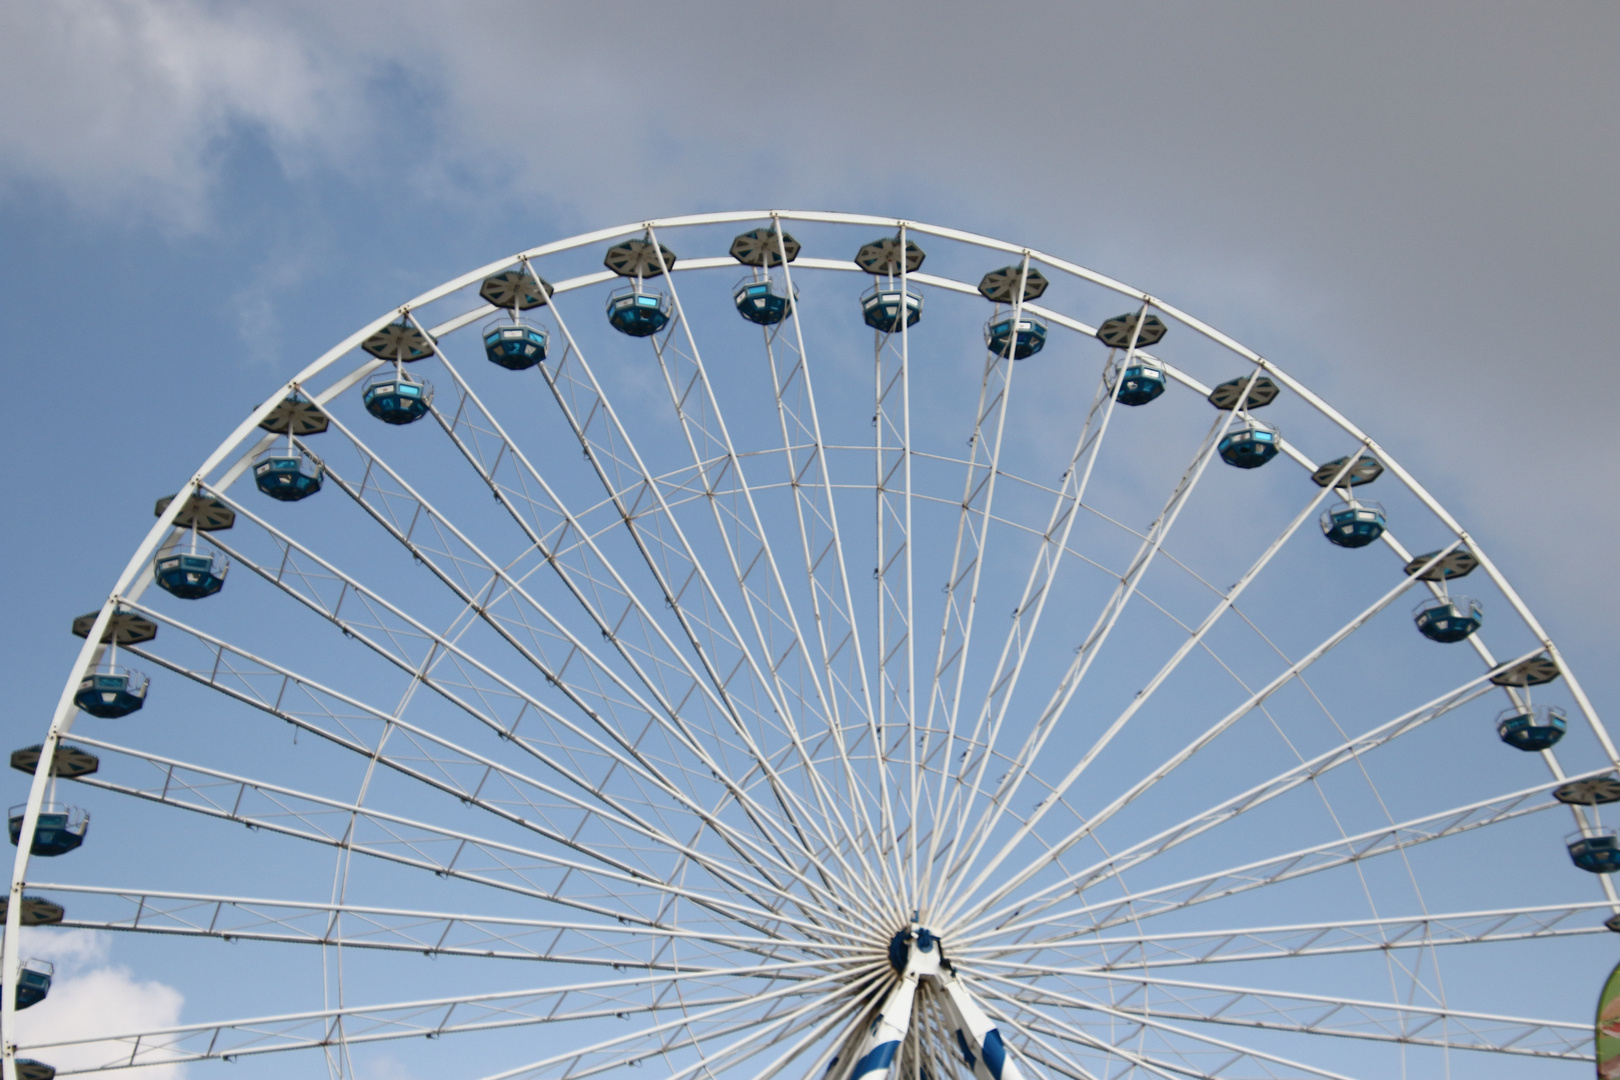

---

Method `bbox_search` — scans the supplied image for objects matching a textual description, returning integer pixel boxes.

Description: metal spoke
[33,884,863,967]
[916,254,1028,910]
[976,972,1363,1080]
[763,221,893,910]
[17,960,859,1075]
[947,539,1469,932]
[965,900,1611,969]
[471,962,885,1080]
[111,578,857,941]
[870,228,915,895]
[582,236,886,910]
[64,735,865,946]
[926,336,1126,916]
[115,597,775,890]
[957,644,1540,941]
[940,390,1246,926]
[968,770,1599,945]
[422,341,886,924]
[974,990,1205,1080]
[522,287,887,914]
[308,410,854,917]
[984,967,1589,1060]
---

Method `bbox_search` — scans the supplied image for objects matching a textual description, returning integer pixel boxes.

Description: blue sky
[2,4,1619,1079]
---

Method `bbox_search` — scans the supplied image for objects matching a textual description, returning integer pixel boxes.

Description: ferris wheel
[5,211,1618,1080]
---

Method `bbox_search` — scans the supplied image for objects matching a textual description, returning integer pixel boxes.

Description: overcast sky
[2,2,1617,1074]
[6,1,1615,610]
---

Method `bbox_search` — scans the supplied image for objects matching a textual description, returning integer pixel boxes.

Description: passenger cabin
[15,960,52,1010]
[1320,501,1386,548]
[1569,829,1620,874]
[363,371,433,425]
[1218,420,1280,469]
[482,320,549,369]
[74,667,148,718]
[733,278,793,326]
[8,804,89,857]
[985,315,1048,359]
[602,239,675,337]
[254,451,323,501]
[1413,596,1483,642]
[154,551,228,599]
[1497,706,1566,751]
[606,286,671,337]
[16,1060,56,1080]
[861,286,923,333]
[1116,363,1166,406]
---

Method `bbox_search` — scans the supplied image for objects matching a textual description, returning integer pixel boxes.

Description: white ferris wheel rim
[4,209,1614,1080]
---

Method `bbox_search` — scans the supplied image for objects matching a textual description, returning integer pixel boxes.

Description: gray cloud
[4,0,1615,634]
[0,0,371,225]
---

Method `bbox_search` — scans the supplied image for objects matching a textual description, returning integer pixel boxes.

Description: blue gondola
[74,666,147,718]
[1569,829,1620,873]
[254,450,323,501]
[363,371,433,425]
[1116,363,1166,406]
[154,551,228,600]
[1320,501,1386,548]
[15,960,52,1010]
[1497,706,1567,751]
[985,315,1047,359]
[482,319,549,369]
[861,285,923,333]
[1218,420,1280,469]
[1413,596,1482,642]
[733,277,794,326]
[606,285,671,337]
[8,804,88,857]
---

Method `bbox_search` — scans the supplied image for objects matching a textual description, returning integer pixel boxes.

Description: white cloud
[0,0,366,225]
[361,1052,422,1080]
[18,928,108,971]
[12,931,185,1080]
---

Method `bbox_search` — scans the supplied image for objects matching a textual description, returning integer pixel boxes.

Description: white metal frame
[5,211,1609,1080]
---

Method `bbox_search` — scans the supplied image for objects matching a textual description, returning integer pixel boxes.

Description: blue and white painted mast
[825,926,1022,1080]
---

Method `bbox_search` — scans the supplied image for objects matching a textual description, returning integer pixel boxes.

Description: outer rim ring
[6,210,1613,1080]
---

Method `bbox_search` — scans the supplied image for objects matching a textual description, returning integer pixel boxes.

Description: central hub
[888,926,944,973]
